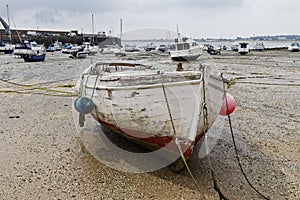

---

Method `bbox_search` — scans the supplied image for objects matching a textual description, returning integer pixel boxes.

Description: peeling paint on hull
[77,62,225,165]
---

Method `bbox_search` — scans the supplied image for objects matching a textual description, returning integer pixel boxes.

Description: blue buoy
[74,97,95,114]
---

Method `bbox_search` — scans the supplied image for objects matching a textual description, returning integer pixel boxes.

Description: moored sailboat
[14,40,46,62]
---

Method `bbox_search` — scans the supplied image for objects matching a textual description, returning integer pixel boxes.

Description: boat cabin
[255,42,265,51]
[288,42,300,52]
[238,42,249,55]
[170,41,199,51]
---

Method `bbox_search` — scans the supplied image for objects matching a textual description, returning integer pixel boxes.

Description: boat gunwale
[81,62,224,91]
[82,74,222,91]
[95,62,146,67]
[87,78,202,91]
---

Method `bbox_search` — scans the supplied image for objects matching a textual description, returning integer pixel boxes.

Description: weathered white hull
[88,49,98,55]
[13,45,46,62]
[76,63,225,163]
[288,47,299,52]
[170,47,202,61]
[169,37,203,61]
[62,48,78,54]
[238,49,249,55]
[76,51,89,58]
[0,44,14,54]
[238,42,250,55]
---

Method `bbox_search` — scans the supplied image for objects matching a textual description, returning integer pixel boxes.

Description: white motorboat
[238,41,250,55]
[0,41,14,54]
[82,42,99,55]
[169,30,202,61]
[14,40,46,62]
[288,42,300,52]
[231,42,239,52]
[254,42,265,51]
[100,45,119,55]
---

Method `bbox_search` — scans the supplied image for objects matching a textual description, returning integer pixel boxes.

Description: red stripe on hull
[96,117,205,160]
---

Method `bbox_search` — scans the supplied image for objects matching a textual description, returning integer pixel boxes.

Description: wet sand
[0,50,299,199]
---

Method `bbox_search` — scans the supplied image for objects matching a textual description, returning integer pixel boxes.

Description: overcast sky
[1,0,299,39]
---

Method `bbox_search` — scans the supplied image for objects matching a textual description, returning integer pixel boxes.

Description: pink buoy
[219,93,236,116]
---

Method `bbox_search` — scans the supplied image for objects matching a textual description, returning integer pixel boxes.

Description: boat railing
[87,78,203,91]
[14,48,33,55]
[15,43,31,50]
[91,62,147,74]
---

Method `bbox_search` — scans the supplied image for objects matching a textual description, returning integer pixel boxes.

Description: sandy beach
[0,49,299,199]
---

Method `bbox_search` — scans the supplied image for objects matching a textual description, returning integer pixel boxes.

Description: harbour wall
[0,29,121,47]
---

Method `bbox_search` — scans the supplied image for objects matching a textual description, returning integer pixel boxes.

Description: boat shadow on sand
[149,133,289,199]
[76,115,288,199]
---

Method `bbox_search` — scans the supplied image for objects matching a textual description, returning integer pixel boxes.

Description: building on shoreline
[0,28,121,47]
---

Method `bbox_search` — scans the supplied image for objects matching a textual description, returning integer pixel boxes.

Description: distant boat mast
[120,18,123,43]
[176,24,182,43]
[6,5,11,41]
[2,5,22,42]
[92,14,95,43]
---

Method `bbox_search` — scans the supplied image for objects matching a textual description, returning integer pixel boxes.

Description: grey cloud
[183,0,244,8]
[33,10,63,24]
[8,0,121,14]
[8,0,245,16]
[5,0,300,38]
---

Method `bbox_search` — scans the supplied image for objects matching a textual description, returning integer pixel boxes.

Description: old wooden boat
[74,62,234,171]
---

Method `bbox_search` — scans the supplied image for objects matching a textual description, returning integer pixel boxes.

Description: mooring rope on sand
[160,72,208,200]
[160,68,271,199]
[220,73,270,200]
[202,69,229,200]
[0,77,78,87]
[160,68,229,200]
